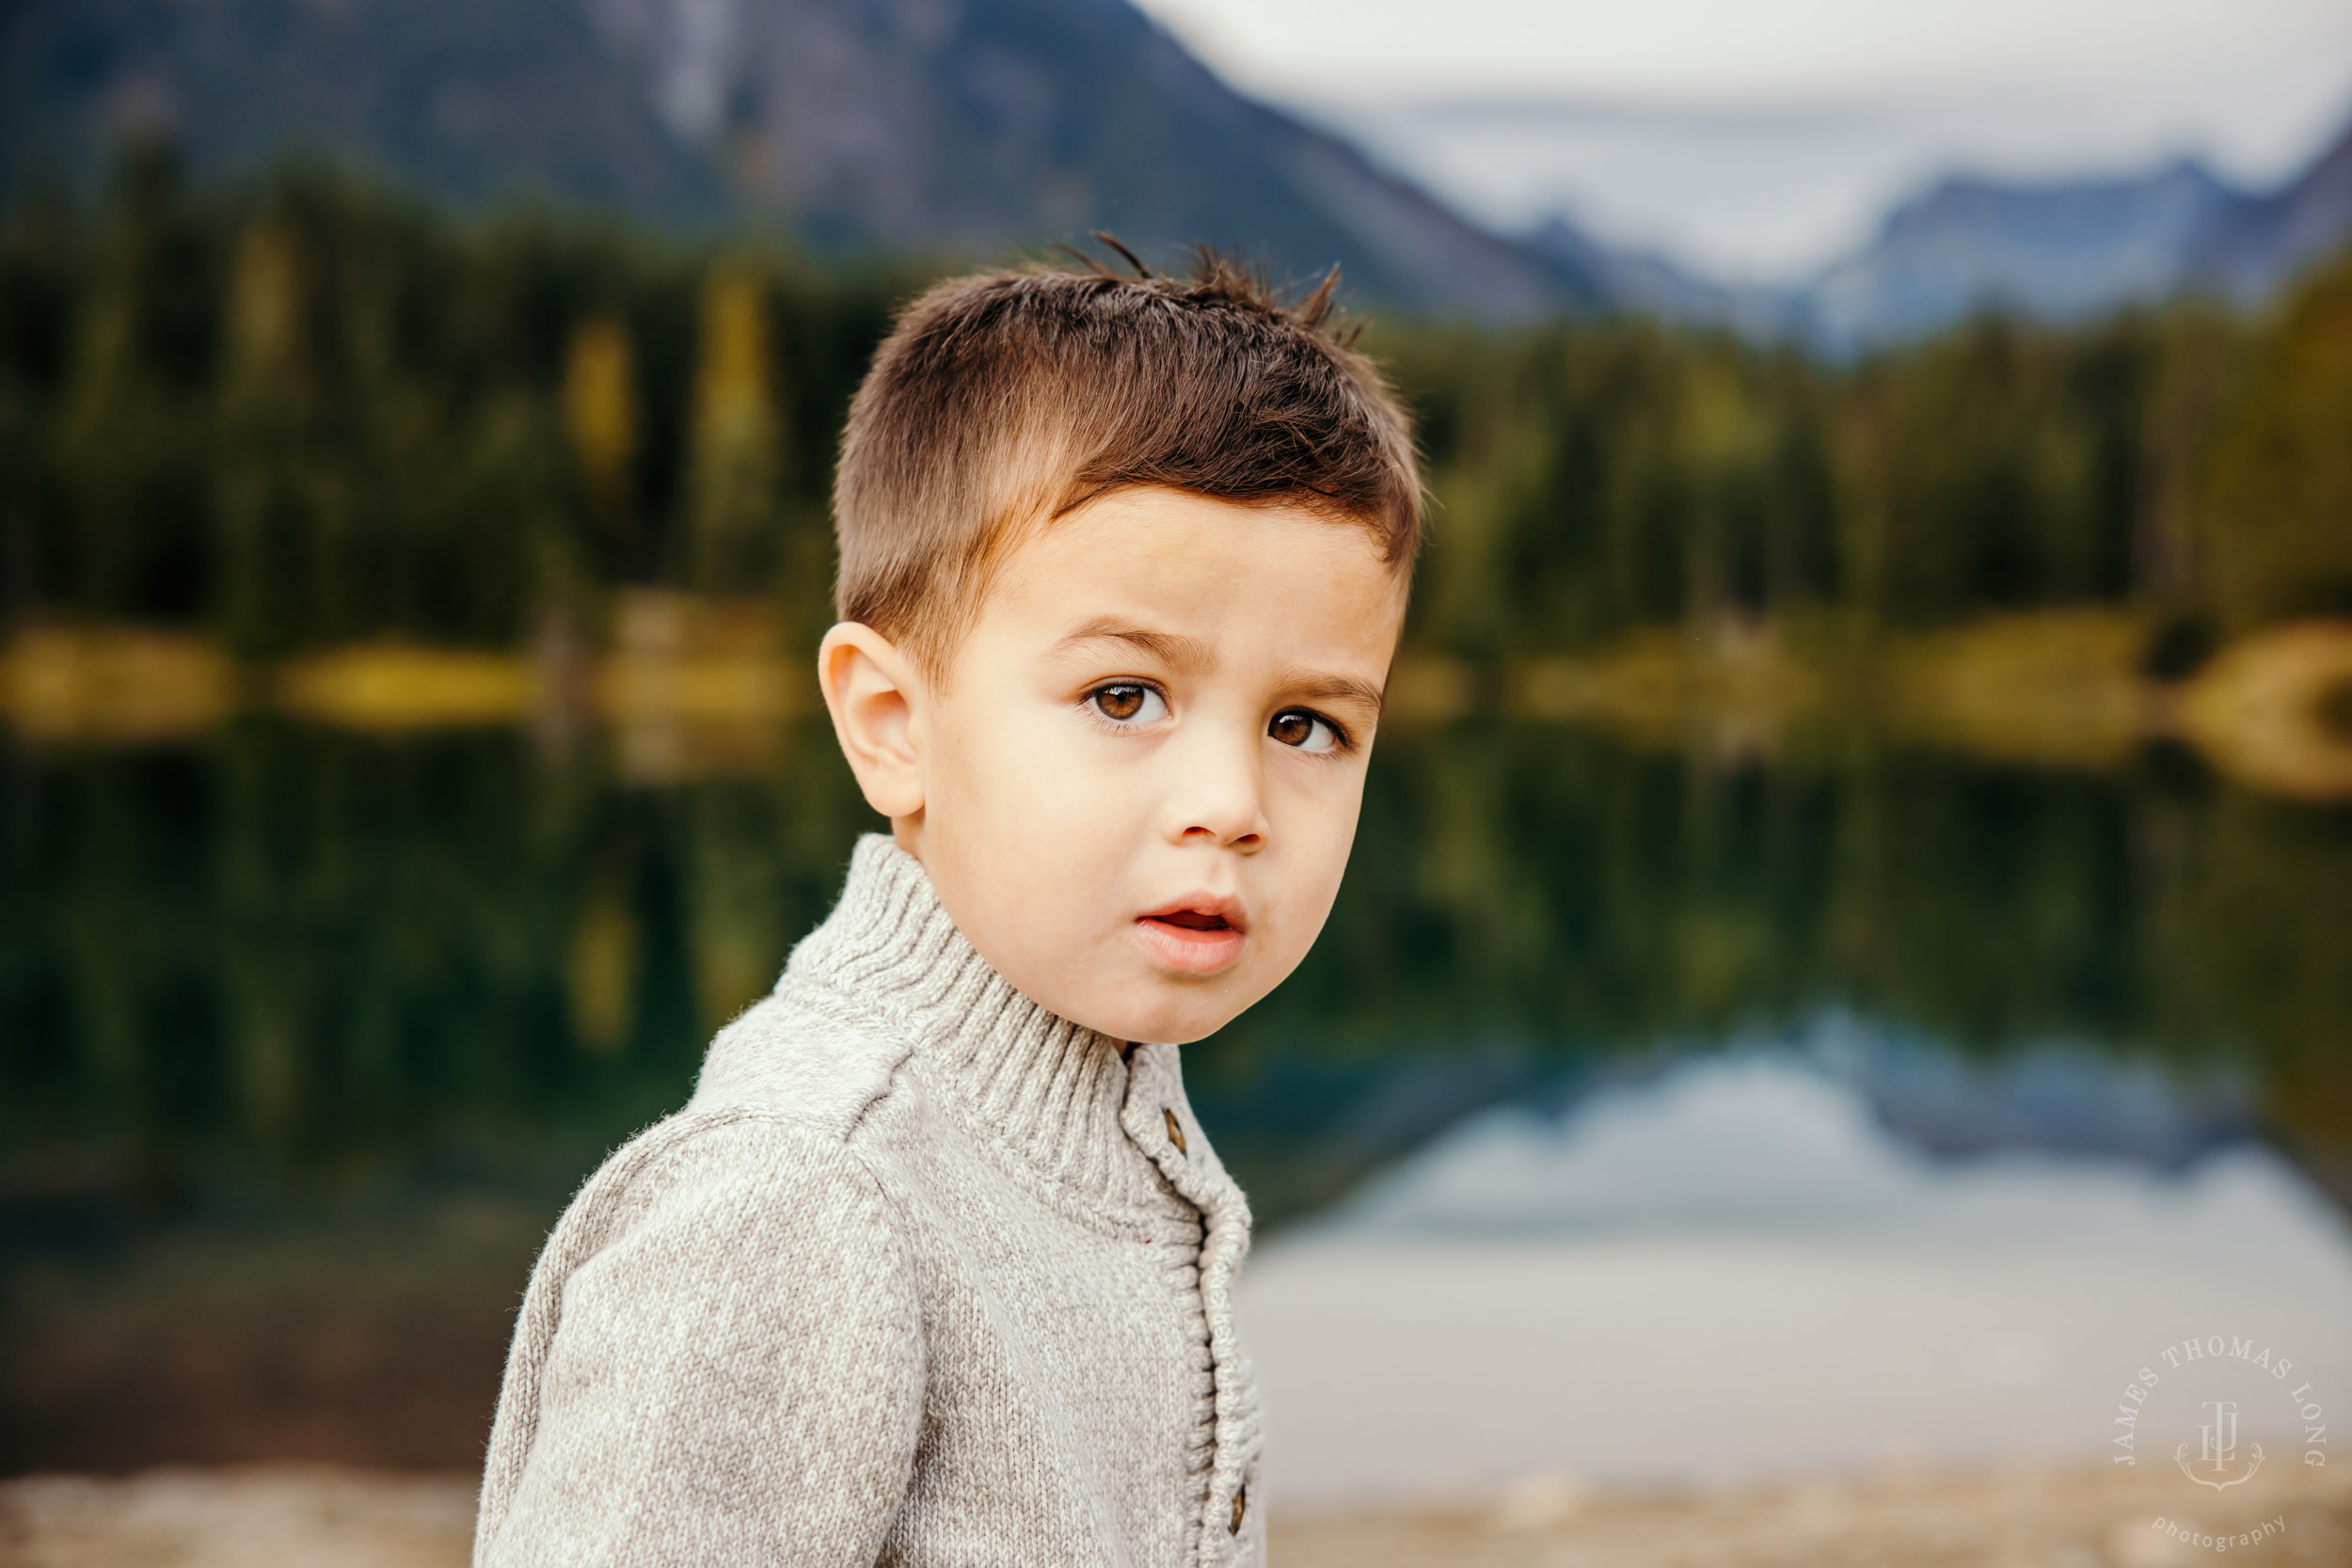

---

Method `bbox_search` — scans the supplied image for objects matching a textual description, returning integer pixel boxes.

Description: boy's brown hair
[834,251,1421,673]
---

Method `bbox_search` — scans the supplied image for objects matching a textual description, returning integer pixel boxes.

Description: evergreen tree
[562,313,641,576]
[2199,254,2352,629]
[682,264,785,596]
[215,217,326,656]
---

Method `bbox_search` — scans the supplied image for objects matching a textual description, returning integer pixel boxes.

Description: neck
[783,834,1181,1213]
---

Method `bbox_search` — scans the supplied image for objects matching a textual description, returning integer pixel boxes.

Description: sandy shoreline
[3,1462,2344,1567]
[12,614,2352,800]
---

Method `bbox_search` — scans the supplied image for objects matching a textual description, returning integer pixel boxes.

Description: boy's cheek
[975,720,1120,834]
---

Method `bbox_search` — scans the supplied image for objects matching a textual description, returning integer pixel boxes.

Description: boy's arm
[477,1118,924,1568]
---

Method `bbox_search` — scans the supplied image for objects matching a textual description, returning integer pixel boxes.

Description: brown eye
[1088,684,1167,724]
[1269,709,1342,753]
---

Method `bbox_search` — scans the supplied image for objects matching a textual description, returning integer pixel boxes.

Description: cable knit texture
[475,834,1264,1568]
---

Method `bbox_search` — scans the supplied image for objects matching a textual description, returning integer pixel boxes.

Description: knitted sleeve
[475,1114,925,1568]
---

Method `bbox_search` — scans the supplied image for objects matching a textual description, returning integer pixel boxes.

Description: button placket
[1121,1046,1257,1564]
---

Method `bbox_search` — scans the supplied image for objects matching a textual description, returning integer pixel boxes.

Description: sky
[1130,0,2352,280]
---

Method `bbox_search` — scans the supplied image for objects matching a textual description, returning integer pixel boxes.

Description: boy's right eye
[1088,684,1168,725]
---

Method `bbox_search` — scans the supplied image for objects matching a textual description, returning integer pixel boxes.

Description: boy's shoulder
[563,986,914,1227]
[685,982,914,1135]
[535,989,919,1275]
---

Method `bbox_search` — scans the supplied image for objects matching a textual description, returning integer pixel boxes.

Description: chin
[1089,985,1248,1048]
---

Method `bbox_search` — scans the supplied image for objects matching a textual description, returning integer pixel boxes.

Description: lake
[5,715,2350,1497]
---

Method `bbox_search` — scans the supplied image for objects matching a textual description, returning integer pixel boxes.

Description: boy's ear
[817,623,927,821]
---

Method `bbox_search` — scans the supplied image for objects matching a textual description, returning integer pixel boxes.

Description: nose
[1165,721,1268,851]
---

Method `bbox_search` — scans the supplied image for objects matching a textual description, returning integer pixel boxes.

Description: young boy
[474,255,1421,1567]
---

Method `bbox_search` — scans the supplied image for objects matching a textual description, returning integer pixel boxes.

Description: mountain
[2194,113,2352,302]
[13,0,2344,336]
[1784,110,2352,350]
[0,0,739,227]
[1518,214,1806,340]
[1799,159,2249,351]
[1520,215,1737,324]
[0,0,1597,316]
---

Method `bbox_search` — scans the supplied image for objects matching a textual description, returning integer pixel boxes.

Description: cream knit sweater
[475,834,1264,1567]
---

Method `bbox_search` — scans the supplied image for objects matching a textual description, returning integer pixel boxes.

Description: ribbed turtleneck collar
[779,833,1184,1216]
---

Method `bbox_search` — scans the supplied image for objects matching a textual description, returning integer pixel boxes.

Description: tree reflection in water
[2,717,2348,1470]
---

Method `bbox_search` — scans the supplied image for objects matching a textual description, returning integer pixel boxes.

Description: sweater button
[1230,1482,1246,1533]
[1163,1107,1186,1153]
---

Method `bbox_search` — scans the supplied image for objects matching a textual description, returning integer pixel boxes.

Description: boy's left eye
[1088,683,1168,724]
[1268,708,1343,753]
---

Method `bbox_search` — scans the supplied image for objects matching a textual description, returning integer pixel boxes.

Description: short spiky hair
[834,251,1421,673]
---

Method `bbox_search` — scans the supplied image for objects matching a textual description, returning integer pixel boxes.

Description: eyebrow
[1281,673,1387,718]
[1053,617,1218,670]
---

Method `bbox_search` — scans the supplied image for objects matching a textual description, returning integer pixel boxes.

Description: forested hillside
[3,155,2348,667]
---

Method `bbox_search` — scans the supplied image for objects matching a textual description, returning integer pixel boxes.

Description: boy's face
[820,486,1408,1045]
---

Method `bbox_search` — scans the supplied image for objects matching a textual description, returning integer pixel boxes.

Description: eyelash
[1079,684,1354,754]
[1083,682,1169,728]
[1270,707,1351,754]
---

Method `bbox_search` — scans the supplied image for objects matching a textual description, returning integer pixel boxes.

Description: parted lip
[1136,893,1248,933]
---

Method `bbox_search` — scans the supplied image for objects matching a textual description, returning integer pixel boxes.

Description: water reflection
[4,717,2351,1473]
[1241,1047,2352,1503]
[1291,1023,2260,1240]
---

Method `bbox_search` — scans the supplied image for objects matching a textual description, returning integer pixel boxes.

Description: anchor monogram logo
[2174,1399,2266,1491]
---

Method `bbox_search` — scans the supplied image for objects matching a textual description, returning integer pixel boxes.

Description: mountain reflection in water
[1241,1049,2352,1504]
[4,717,2350,1478]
